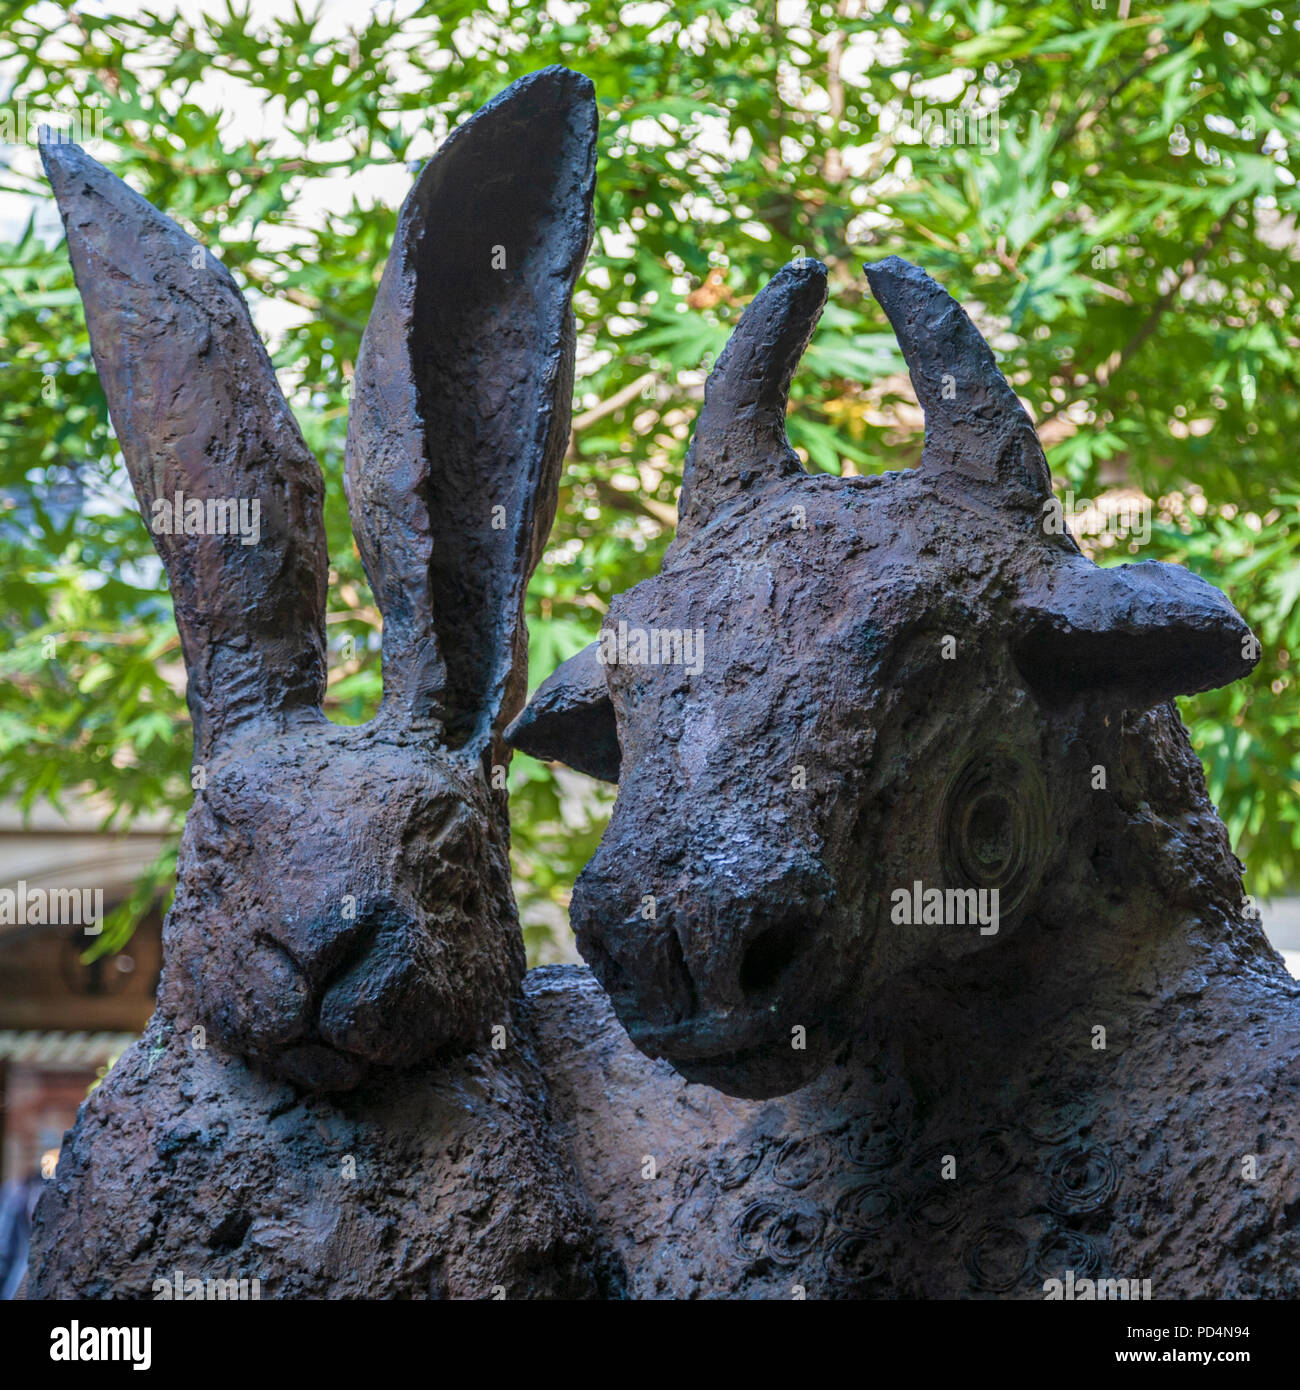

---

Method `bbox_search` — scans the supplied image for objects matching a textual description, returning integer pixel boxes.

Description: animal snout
[718,864,831,1013]
[578,851,832,1034]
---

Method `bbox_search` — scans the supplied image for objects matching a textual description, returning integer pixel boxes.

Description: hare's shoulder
[522,965,808,1295]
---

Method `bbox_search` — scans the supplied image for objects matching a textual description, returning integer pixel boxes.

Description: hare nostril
[739,916,806,997]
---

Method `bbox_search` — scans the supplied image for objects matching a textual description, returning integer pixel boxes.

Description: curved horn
[676,258,827,539]
[865,256,1051,507]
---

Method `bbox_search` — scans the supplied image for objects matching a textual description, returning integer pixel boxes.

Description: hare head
[42,67,597,1091]
[508,257,1258,1099]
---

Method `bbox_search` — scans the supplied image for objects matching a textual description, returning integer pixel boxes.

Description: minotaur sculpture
[510,260,1300,1298]
[30,64,1294,1298]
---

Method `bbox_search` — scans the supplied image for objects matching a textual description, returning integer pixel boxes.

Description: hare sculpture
[29,68,628,1300]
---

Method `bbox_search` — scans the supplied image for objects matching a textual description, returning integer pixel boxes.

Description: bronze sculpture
[29,65,1291,1299]
[510,258,1299,1297]
[31,67,621,1299]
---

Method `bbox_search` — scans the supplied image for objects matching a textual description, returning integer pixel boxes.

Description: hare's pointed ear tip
[39,137,132,216]
[520,64,596,103]
[490,66,596,120]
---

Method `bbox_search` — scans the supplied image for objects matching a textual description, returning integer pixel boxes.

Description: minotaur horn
[508,258,830,771]
[676,257,827,538]
[865,255,1053,507]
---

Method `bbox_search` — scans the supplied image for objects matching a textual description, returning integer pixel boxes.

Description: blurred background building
[0,796,164,1264]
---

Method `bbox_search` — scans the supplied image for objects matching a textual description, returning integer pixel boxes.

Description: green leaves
[2,0,1298,961]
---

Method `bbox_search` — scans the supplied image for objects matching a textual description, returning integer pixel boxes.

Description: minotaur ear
[40,134,328,762]
[1014,555,1259,707]
[676,258,827,542]
[865,256,1053,513]
[504,641,619,782]
[345,67,598,753]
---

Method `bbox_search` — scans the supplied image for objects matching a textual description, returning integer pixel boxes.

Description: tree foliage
[1,0,1297,964]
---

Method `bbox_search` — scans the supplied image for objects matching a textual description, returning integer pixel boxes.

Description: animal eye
[939,748,1049,926]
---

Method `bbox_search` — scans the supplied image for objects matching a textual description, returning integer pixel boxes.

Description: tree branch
[1095,215,1232,389]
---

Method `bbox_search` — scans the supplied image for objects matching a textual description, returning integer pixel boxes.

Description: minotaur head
[509,256,1257,1099]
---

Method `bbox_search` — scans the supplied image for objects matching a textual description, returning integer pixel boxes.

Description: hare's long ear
[345,67,597,753]
[40,136,328,761]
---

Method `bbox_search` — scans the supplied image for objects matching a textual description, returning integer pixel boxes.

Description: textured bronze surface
[29,86,1297,1297]
[510,257,1300,1297]
[29,70,623,1298]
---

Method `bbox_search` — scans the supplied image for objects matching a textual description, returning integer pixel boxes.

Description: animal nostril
[739,917,806,996]
[582,923,696,1025]
[661,929,697,1023]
